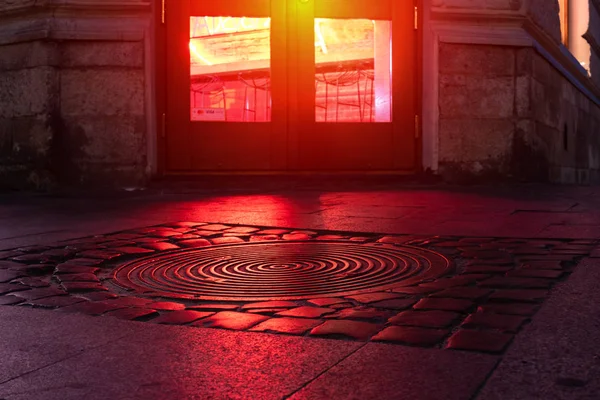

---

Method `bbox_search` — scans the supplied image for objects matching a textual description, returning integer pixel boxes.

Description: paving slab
[477,257,600,400]
[0,306,141,383]
[0,307,361,400]
[288,342,498,400]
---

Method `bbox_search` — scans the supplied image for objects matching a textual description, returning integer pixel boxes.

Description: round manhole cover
[112,241,452,301]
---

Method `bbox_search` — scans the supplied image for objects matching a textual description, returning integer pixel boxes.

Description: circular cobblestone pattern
[112,242,452,301]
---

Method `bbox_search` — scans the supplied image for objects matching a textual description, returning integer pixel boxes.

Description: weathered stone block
[0,115,52,163]
[60,41,144,68]
[515,75,530,117]
[439,118,514,163]
[0,67,58,118]
[439,44,515,76]
[60,115,146,165]
[0,41,59,71]
[439,75,514,118]
[60,69,144,116]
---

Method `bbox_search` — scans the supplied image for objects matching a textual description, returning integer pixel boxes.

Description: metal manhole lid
[111,241,453,301]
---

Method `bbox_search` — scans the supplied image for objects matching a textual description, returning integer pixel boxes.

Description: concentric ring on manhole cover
[111,242,452,301]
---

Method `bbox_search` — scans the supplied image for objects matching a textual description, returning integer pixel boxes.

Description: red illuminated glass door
[162,0,416,172]
[289,0,417,170]
[164,0,287,171]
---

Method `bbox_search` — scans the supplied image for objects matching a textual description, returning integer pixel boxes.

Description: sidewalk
[0,182,599,399]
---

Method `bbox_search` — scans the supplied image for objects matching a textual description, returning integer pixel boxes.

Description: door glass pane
[190,17,272,122]
[314,19,391,123]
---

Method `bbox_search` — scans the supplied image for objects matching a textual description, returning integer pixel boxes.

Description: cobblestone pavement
[0,221,595,355]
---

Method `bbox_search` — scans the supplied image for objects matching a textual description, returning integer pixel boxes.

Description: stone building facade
[0,0,599,188]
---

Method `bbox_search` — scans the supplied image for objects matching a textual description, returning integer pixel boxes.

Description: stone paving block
[57,273,100,283]
[430,287,492,300]
[56,263,103,274]
[146,301,186,311]
[326,307,390,320]
[391,286,439,295]
[256,229,289,235]
[0,251,24,260]
[241,301,297,310]
[62,258,105,267]
[178,239,211,248]
[344,292,402,304]
[309,320,380,341]
[463,265,512,274]
[102,297,153,307]
[276,306,336,318]
[194,311,269,330]
[199,224,231,231]
[41,248,77,258]
[141,242,181,251]
[106,233,145,240]
[148,229,183,238]
[447,329,513,353]
[250,317,322,335]
[132,237,166,244]
[0,270,26,283]
[112,246,155,255]
[13,277,50,287]
[282,233,311,241]
[0,260,25,269]
[101,241,137,248]
[77,250,122,260]
[466,259,513,266]
[316,235,347,240]
[505,269,563,279]
[461,250,510,260]
[13,287,67,300]
[413,298,474,312]
[174,234,200,240]
[9,253,51,263]
[372,326,449,346]
[369,298,416,310]
[224,226,260,234]
[78,292,119,301]
[307,297,348,307]
[191,230,223,237]
[62,282,108,293]
[488,289,548,303]
[478,277,553,289]
[476,303,539,316]
[330,303,353,309]
[152,310,214,325]
[0,295,24,305]
[520,260,563,270]
[388,310,460,328]
[187,304,240,312]
[25,295,87,309]
[419,276,477,290]
[15,245,51,253]
[24,264,55,275]
[461,311,527,333]
[250,234,280,241]
[0,283,28,295]
[247,308,285,314]
[210,237,245,245]
[58,301,127,316]
[349,236,370,242]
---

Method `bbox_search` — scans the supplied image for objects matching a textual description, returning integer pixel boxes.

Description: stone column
[0,0,153,189]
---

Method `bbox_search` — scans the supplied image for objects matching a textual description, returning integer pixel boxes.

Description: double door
[162,0,418,172]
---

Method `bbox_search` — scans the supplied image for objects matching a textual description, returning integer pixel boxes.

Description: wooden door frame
[154,0,423,176]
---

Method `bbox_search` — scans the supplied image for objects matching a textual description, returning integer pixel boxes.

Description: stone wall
[0,0,151,189]
[436,43,600,184]
[0,41,58,189]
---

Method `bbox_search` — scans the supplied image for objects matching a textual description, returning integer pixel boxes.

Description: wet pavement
[1,181,600,399]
